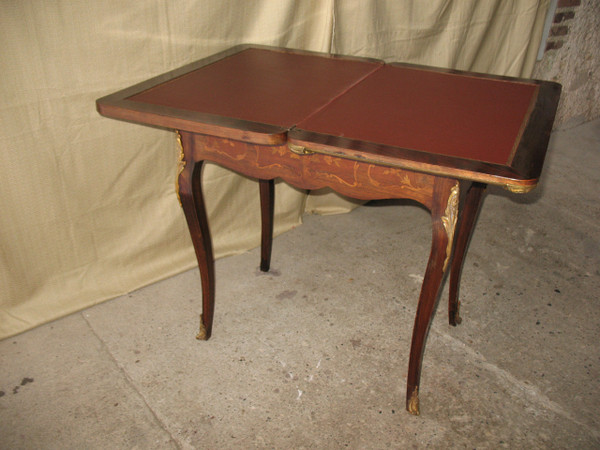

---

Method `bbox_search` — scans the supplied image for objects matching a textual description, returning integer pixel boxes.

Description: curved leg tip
[195,315,209,340]
[449,313,462,326]
[260,259,270,272]
[407,387,420,416]
[449,300,463,326]
[196,330,208,340]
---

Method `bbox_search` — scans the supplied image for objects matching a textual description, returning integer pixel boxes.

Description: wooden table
[97,45,560,415]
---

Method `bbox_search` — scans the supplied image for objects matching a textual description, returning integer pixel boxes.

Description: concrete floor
[1,120,599,449]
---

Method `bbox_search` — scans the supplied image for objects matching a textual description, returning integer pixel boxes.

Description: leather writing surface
[295,65,538,166]
[127,47,539,167]
[98,45,559,190]
[128,48,381,129]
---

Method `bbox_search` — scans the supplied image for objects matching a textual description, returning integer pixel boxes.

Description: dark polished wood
[96,45,560,415]
[259,179,274,272]
[406,176,458,415]
[448,182,487,326]
[178,131,215,340]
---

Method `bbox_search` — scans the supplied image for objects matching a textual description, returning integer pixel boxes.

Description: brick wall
[544,0,581,52]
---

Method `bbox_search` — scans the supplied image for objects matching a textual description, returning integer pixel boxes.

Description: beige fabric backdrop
[0,0,549,339]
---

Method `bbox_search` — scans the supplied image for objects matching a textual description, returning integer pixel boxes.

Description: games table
[96,45,560,414]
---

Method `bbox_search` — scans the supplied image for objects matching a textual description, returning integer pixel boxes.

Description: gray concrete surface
[1,120,599,449]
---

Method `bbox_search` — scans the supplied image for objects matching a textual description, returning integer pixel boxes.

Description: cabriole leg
[406,177,459,415]
[177,132,215,340]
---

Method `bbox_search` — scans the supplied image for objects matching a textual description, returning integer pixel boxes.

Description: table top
[97,44,561,191]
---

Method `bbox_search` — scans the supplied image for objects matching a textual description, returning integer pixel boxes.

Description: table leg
[448,182,486,326]
[178,132,215,340]
[406,177,459,415]
[259,179,275,272]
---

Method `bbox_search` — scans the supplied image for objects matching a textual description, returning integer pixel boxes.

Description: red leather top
[98,45,559,186]
[127,47,539,167]
[128,48,381,129]
[295,65,538,166]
